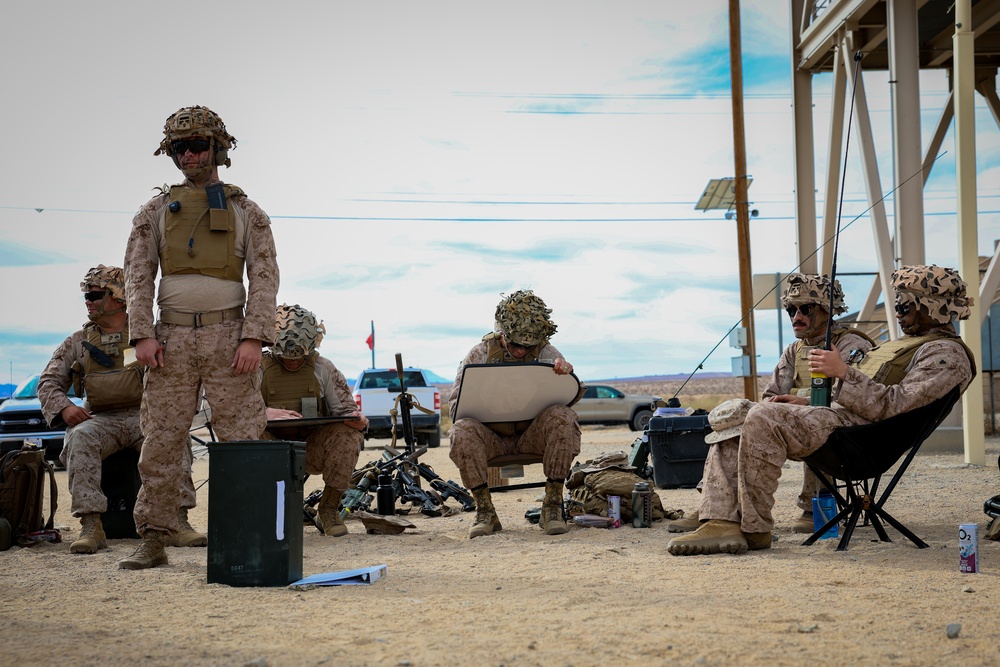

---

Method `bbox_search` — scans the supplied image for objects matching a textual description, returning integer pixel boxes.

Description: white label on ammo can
[276,481,286,540]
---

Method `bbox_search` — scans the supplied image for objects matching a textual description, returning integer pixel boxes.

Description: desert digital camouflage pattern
[493,290,558,345]
[702,336,973,534]
[135,322,267,534]
[80,264,126,301]
[37,325,197,518]
[263,354,362,491]
[449,406,581,489]
[449,338,580,488]
[124,184,278,343]
[892,264,973,325]
[125,111,279,535]
[780,273,847,315]
[761,328,876,511]
[272,303,326,360]
[154,105,236,160]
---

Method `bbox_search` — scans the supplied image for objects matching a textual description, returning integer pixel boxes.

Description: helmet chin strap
[171,137,217,180]
[87,294,125,323]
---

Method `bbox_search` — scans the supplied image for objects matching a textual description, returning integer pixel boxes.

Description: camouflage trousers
[449,405,581,489]
[135,320,266,535]
[265,422,363,491]
[60,409,198,516]
[799,464,822,512]
[700,401,868,533]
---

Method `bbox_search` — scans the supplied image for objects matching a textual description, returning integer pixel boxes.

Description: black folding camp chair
[801,386,962,551]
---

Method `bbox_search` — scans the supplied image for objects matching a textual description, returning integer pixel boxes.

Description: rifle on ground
[384,446,475,512]
[387,453,442,517]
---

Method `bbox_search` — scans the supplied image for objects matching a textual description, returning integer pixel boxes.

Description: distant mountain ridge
[586,372,734,383]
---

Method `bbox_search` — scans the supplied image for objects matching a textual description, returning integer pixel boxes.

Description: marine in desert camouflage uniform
[668,265,977,556]
[261,304,368,537]
[37,266,205,554]
[449,290,584,538]
[671,275,875,534]
[121,106,279,570]
[670,275,874,534]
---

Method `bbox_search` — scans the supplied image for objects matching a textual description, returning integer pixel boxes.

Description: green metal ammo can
[207,440,306,586]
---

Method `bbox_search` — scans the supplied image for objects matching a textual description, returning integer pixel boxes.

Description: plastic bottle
[811,491,838,539]
[376,475,395,516]
[631,482,652,528]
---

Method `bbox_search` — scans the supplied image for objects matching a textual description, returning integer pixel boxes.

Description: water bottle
[631,482,653,528]
[376,474,395,515]
[811,491,838,539]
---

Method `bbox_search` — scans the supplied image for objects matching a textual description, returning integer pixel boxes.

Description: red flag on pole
[365,332,374,350]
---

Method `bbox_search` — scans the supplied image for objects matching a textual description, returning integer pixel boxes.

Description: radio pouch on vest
[300,397,319,419]
[206,183,229,231]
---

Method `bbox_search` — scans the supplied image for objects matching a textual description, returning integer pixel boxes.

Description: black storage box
[207,440,306,587]
[646,415,711,489]
[101,448,141,539]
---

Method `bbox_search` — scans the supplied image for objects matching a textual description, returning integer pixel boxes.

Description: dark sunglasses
[508,340,534,350]
[170,138,212,155]
[84,291,107,302]
[895,303,912,316]
[784,304,816,318]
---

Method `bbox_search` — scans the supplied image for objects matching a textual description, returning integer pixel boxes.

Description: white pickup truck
[352,367,442,447]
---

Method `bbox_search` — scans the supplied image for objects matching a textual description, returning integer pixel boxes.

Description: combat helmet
[154,105,237,177]
[80,264,126,321]
[892,265,972,325]
[494,290,557,346]
[272,304,326,359]
[781,273,847,316]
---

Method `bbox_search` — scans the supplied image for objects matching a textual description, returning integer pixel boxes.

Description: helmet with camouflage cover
[781,273,847,316]
[892,265,972,325]
[272,304,326,359]
[80,264,126,321]
[494,290,557,346]
[154,105,237,176]
[81,265,126,302]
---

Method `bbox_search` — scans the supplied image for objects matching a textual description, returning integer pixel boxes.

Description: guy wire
[669,148,945,400]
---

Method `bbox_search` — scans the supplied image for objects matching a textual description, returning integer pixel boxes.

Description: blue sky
[2,1,999,388]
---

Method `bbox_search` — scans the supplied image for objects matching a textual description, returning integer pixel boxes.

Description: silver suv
[572,384,661,431]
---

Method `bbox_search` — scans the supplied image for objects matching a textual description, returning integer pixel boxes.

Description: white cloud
[1,1,998,388]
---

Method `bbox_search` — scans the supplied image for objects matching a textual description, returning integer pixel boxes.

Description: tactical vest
[160,184,245,282]
[792,327,878,395]
[852,329,977,386]
[483,332,543,364]
[72,323,144,413]
[260,352,328,416]
[480,332,544,436]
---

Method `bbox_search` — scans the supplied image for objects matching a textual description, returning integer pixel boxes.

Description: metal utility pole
[729,0,758,400]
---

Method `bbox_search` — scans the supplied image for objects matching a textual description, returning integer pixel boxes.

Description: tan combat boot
[792,511,815,534]
[469,486,502,539]
[118,531,168,570]
[667,520,748,556]
[666,510,702,533]
[166,507,208,547]
[539,480,568,535]
[70,513,108,554]
[317,486,348,537]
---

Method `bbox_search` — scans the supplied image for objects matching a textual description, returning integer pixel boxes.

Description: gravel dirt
[2,402,1000,666]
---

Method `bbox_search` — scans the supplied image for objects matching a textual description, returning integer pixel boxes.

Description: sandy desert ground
[3,380,1000,667]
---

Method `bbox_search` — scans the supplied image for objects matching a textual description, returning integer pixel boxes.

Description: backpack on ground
[0,444,58,549]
